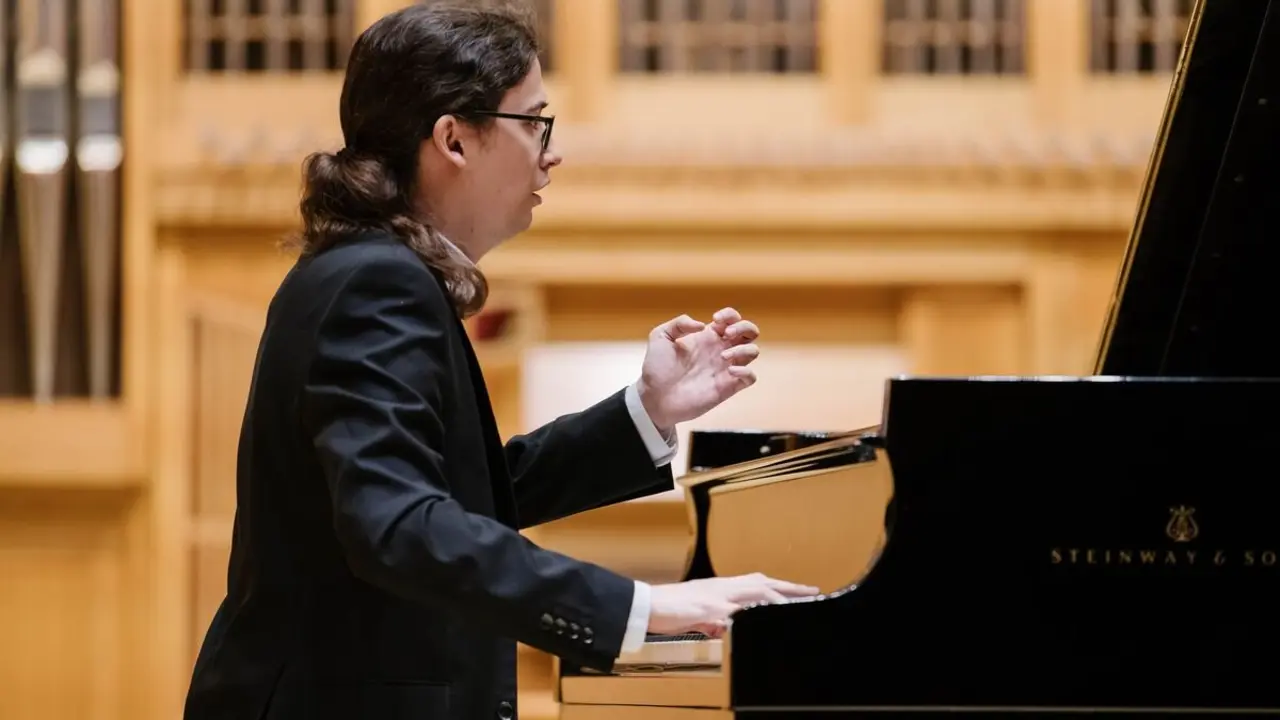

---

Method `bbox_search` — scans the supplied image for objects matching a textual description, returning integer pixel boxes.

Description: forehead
[498,59,547,113]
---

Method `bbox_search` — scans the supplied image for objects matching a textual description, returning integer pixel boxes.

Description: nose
[541,139,563,169]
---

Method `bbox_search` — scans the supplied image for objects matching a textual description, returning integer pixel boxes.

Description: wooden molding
[0,402,146,487]
[154,163,1146,234]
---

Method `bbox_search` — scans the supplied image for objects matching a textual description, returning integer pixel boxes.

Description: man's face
[469,59,561,246]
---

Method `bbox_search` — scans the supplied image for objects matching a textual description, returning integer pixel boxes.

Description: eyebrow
[525,100,549,114]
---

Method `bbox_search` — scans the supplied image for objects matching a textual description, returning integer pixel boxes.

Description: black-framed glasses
[469,111,555,152]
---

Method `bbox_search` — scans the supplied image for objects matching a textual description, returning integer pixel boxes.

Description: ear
[430,115,467,169]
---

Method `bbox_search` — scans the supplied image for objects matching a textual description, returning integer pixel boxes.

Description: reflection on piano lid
[673,431,888,601]
[560,0,1280,715]
[685,429,856,472]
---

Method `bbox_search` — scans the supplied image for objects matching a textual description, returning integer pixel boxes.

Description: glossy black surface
[730,377,1280,715]
[686,429,844,472]
[1096,0,1280,376]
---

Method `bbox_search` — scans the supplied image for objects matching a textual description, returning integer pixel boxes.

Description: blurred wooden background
[0,0,1191,718]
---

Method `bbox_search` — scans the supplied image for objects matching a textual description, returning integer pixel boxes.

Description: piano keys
[557,0,1280,715]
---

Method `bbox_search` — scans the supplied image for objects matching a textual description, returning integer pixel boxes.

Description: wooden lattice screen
[617,0,819,74]
[183,0,554,74]
[882,0,1026,75]
[1089,0,1195,73]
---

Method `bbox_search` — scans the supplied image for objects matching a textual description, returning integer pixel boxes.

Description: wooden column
[1029,0,1089,128]
[124,0,163,420]
[554,0,617,122]
[820,0,881,124]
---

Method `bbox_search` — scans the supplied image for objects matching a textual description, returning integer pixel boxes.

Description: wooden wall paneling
[182,266,274,664]
[144,237,291,718]
[484,231,1031,287]
[1024,234,1129,374]
[147,242,278,716]
[542,284,899,344]
[0,488,138,720]
[181,241,295,308]
[118,485,153,720]
[147,243,196,720]
[186,294,264,667]
[899,284,1027,375]
[0,403,144,486]
[189,294,265,523]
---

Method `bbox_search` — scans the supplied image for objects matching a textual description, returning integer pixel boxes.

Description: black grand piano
[556,0,1280,716]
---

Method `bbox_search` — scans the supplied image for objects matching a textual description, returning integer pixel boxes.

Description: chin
[513,209,534,234]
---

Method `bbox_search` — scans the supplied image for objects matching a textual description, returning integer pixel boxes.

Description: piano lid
[1093,0,1280,378]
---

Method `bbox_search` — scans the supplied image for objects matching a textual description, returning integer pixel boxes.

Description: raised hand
[636,307,761,431]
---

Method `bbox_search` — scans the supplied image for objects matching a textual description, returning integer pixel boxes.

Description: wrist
[635,379,675,435]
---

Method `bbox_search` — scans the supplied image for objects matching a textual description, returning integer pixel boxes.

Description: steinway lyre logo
[1052,503,1278,569]
[1165,505,1199,543]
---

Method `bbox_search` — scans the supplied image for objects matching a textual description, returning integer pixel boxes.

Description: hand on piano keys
[614,584,857,671]
[648,572,821,637]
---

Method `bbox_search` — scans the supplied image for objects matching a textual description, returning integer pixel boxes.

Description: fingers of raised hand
[656,314,705,341]
[712,307,742,329]
[725,365,757,388]
[722,319,759,344]
[720,343,759,366]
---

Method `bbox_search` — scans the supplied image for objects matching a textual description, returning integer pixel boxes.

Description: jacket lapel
[450,312,521,522]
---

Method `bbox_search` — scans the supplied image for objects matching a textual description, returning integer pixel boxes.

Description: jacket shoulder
[285,231,451,310]
[299,231,428,280]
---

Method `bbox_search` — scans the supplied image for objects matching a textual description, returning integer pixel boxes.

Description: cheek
[474,156,520,195]
[503,150,539,189]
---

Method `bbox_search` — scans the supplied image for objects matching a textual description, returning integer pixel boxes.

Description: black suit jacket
[183,232,674,720]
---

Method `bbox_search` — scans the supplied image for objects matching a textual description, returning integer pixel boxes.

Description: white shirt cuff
[624,383,678,467]
[620,580,651,653]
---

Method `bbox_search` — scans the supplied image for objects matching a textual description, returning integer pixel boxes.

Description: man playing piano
[182,4,820,720]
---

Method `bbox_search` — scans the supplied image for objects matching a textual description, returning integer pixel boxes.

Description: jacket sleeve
[300,254,636,672]
[506,389,676,530]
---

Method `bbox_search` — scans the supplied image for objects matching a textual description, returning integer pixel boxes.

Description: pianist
[182,4,819,720]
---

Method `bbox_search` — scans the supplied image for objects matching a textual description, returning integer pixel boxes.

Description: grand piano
[556,0,1280,716]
